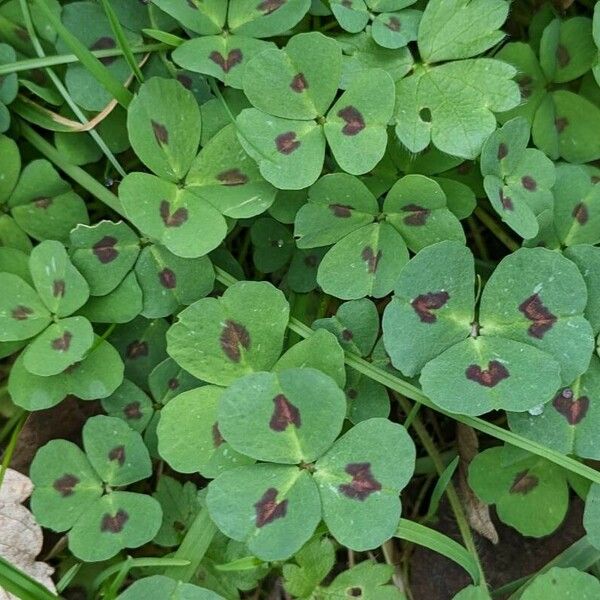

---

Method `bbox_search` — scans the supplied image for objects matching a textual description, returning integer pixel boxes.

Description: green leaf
[23,316,94,376]
[0,134,20,203]
[584,483,600,551]
[417,0,509,62]
[382,240,474,377]
[150,0,226,35]
[314,418,415,550]
[371,10,421,50]
[243,32,341,120]
[29,239,89,317]
[167,281,289,386]
[68,491,162,562]
[127,77,201,181]
[331,0,370,33]
[101,379,154,433]
[345,368,391,424]
[564,245,600,335]
[120,172,227,258]
[0,273,51,342]
[250,218,294,273]
[283,536,335,598]
[395,59,520,158]
[206,464,321,561]
[468,446,569,537]
[324,69,395,175]
[70,220,140,296]
[148,357,203,406]
[117,575,223,599]
[520,567,600,599]
[228,0,311,38]
[157,385,254,478]
[83,415,152,487]
[324,560,405,599]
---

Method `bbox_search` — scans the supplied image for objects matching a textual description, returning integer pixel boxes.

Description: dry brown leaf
[457,424,499,545]
[0,469,56,600]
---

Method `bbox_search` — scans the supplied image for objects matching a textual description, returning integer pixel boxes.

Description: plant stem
[474,207,520,252]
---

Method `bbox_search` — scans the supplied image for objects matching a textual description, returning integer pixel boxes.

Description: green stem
[474,206,519,252]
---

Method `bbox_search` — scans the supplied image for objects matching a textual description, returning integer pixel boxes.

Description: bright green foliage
[117,575,223,599]
[584,483,600,550]
[521,567,600,599]
[469,446,569,537]
[0,44,18,131]
[30,415,161,562]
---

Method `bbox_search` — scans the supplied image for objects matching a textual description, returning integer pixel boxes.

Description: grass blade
[0,556,60,600]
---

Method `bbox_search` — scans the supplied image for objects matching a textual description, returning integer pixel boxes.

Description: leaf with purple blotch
[552,165,600,247]
[218,368,347,464]
[116,575,223,600]
[564,245,600,335]
[22,316,94,377]
[294,173,378,248]
[317,222,409,300]
[148,357,204,407]
[508,355,600,460]
[8,337,124,411]
[384,175,465,251]
[480,118,555,240]
[313,298,380,357]
[185,124,277,219]
[371,10,421,50]
[127,77,201,182]
[243,32,342,120]
[101,379,154,433]
[345,368,390,424]
[468,446,569,537]
[330,0,370,33]
[157,386,254,479]
[134,245,214,319]
[250,218,295,274]
[480,247,594,384]
[70,221,140,296]
[286,247,326,294]
[150,0,226,35]
[29,240,89,317]
[206,464,321,561]
[167,281,289,386]
[273,329,347,389]
[324,69,395,175]
[228,0,311,38]
[109,316,169,388]
[314,418,415,551]
[0,273,51,342]
[172,35,275,90]
[120,172,227,259]
[236,109,326,190]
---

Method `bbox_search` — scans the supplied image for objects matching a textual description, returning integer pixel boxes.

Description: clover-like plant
[520,568,600,600]
[294,172,464,298]
[116,575,223,600]
[29,415,162,562]
[382,241,594,415]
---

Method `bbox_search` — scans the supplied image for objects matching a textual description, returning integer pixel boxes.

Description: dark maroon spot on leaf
[275,131,301,155]
[52,332,72,352]
[123,401,142,420]
[519,293,557,339]
[304,254,318,268]
[93,235,119,263]
[270,394,301,431]
[346,388,358,400]
[402,204,430,226]
[11,305,33,320]
[257,0,285,14]
[177,74,193,89]
[290,73,308,93]
[411,291,450,323]
[339,463,382,501]
[34,196,52,209]
[338,106,365,136]
[101,509,129,533]
[159,268,177,289]
[209,49,243,73]
[53,279,65,298]
[497,143,508,160]
[361,246,382,274]
[108,445,126,466]
[329,203,353,218]
[386,16,401,31]
[160,200,188,227]
[89,36,117,65]
[151,120,169,145]
[217,168,248,186]
[465,361,509,387]
[500,189,513,211]
[556,44,570,68]
[572,202,588,225]
[521,175,537,191]
[341,328,353,341]
[510,470,539,495]
[212,422,224,447]
[220,319,250,362]
[517,75,533,99]
[553,389,589,425]
[348,588,362,597]
[555,116,568,133]
[53,474,79,497]
[255,488,287,527]
[126,340,148,360]
[168,377,179,390]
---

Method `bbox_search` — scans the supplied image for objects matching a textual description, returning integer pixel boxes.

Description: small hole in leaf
[419,107,432,123]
